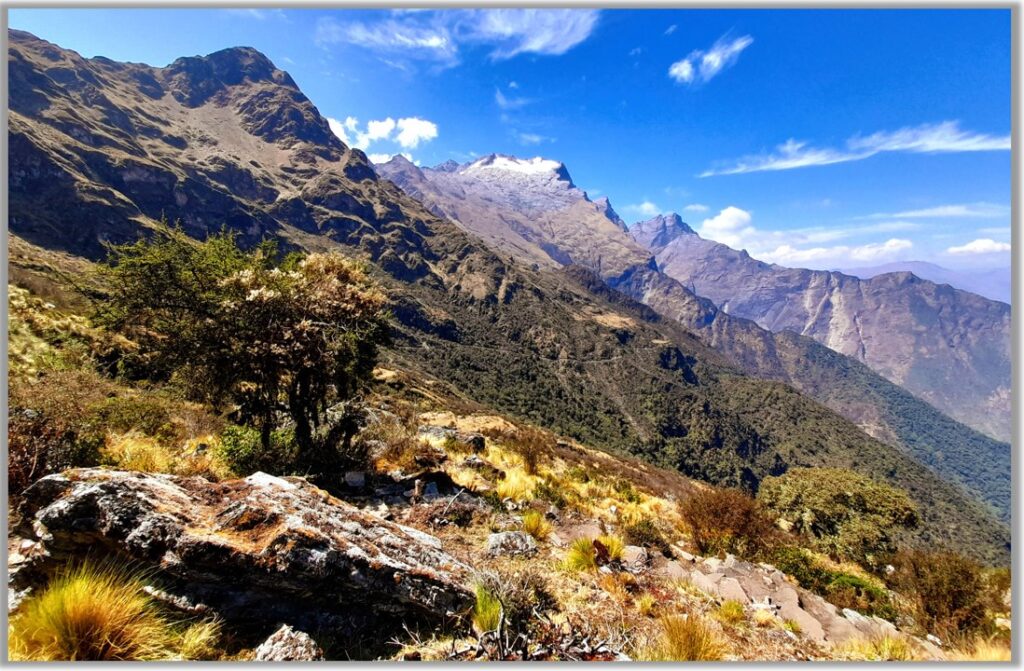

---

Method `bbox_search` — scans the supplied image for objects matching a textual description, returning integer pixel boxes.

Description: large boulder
[14,469,473,631]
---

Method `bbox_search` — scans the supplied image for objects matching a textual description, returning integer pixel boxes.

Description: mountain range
[6,29,1010,562]
[632,215,1011,443]
[840,261,1011,305]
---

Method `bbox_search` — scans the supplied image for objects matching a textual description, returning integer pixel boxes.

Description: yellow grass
[597,535,625,562]
[836,635,920,661]
[8,561,220,661]
[949,637,1011,662]
[565,538,598,572]
[636,593,658,617]
[636,614,727,661]
[101,432,173,473]
[472,584,502,635]
[522,511,552,541]
[716,600,746,625]
[752,608,777,628]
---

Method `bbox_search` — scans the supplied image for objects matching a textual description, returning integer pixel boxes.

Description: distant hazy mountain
[840,261,1010,304]
[378,155,1011,523]
[634,215,1011,443]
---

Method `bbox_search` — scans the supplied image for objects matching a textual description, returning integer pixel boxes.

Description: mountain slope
[841,261,1011,305]
[376,156,1011,523]
[636,217,1011,443]
[6,30,1008,562]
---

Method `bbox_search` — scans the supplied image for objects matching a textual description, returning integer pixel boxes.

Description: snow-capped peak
[462,154,574,185]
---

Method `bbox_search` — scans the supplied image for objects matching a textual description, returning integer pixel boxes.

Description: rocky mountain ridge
[633,215,1011,443]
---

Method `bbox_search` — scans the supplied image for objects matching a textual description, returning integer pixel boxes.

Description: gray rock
[344,471,366,488]
[486,531,537,557]
[718,577,748,603]
[15,469,473,628]
[621,545,649,570]
[254,625,324,661]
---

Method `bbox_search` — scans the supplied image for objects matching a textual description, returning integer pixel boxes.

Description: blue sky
[9,8,1012,270]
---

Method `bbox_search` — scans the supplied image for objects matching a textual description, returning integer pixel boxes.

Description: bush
[507,427,552,476]
[217,425,299,476]
[887,549,987,640]
[769,547,897,620]
[638,615,726,661]
[473,568,555,639]
[680,487,779,558]
[759,468,918,568]
[522,511,552,541]
[8,560,220,661]
[623,517,670,554]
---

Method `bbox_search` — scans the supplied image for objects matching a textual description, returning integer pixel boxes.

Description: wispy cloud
[665,24,677,36]
[515,131,551,146]
[856,202,1009,220]
[947,238,1012,255]
[316,10,599,69]
[701,121,1010,177]
[684,203,709,213]
[495,87,532,110]
[224,8,287,21]
[668,33,753,85]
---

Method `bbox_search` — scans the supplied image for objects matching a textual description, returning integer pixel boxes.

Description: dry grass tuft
[716,600,746,625]
[836,634,920,661]
[521,510,552,541]
[596,535,625,562]
[636,593,658,618]
[636,614,727,661]
[949,636,1011,662]
[8,561,220,661]
[752,608,777,628]
[565,538,598,573]
[472,583,502,635]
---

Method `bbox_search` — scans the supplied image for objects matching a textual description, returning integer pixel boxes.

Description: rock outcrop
[254,625,325,661]
[13,469,473,633]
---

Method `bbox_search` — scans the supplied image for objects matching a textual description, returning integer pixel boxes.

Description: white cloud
[515,131,550,145]
[316,10,599,69]
[623,201,662,218]
[858,202,1009,220]
[702,121,1010,177]
[395,117,438,148]
[947,238,1012,255]
[326,115,438,152]
[665,24,677,35]
[368,152,416,165]
[694,206,916,268]
[684,203,709,213]
[629,47,643,57]
[224,8,287,20]
[669,34,753,85]
[467,9,600,59]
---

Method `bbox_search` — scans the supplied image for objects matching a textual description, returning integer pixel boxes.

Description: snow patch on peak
[464,154,572,183]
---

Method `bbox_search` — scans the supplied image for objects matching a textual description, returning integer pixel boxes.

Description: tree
[758,467,918,567]
[97,224,390,471]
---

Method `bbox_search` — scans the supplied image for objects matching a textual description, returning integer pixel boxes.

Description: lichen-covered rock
[486,531,537,557]
[15,469,473,627]
[254,625,324,661]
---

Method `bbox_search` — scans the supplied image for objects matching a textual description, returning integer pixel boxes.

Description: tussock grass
[596,535,625,562]
[521,510,552,541]
[636,614,727,661]
[636,593,658,617]
[472,583,502,635]
[101,432,173,473]
[836,634,920,661]
[8,561,220,661]
[752,608,777,628]
[565,538,598,572]
[783,619,802,635]
[716,600,746,625]
[949,636,1011,661]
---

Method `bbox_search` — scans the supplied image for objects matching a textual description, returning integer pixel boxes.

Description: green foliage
[96,223,390,473]
[623,518,670,554]
[680,487,779,558]
[769,547,897,621]
[759,467,918,567]
[472,583,502,634]
[473,568,555,640]
[886,549,988,640]
[217,425,299,476]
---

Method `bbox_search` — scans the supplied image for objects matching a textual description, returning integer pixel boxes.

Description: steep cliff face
[639,220,1011,443]
[377,157,1011,523]
[6,30,1008,560]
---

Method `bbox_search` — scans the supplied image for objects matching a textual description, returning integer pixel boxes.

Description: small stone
[678,549,696,562]
[704,557,723,570]
[927,634,943,647]
[486,531,538,557]
[344,471,366,488]
[254,625,324,661]
[621,545,649,570]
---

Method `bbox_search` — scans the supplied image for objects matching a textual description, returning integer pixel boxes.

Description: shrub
[680,487,778,558]
[507,427,552,476]
[638,615,727,661]
[623,517,670,554]
[8,561,220,661]
[532,477,569,509]
[521,511,552,541]
[716,600,745,625]
[565,537,598,572]
[759,467,918,568]
[887,549,987,640]
[769,547,897,620]
[8,408,102,496]
[217,425,299,476]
